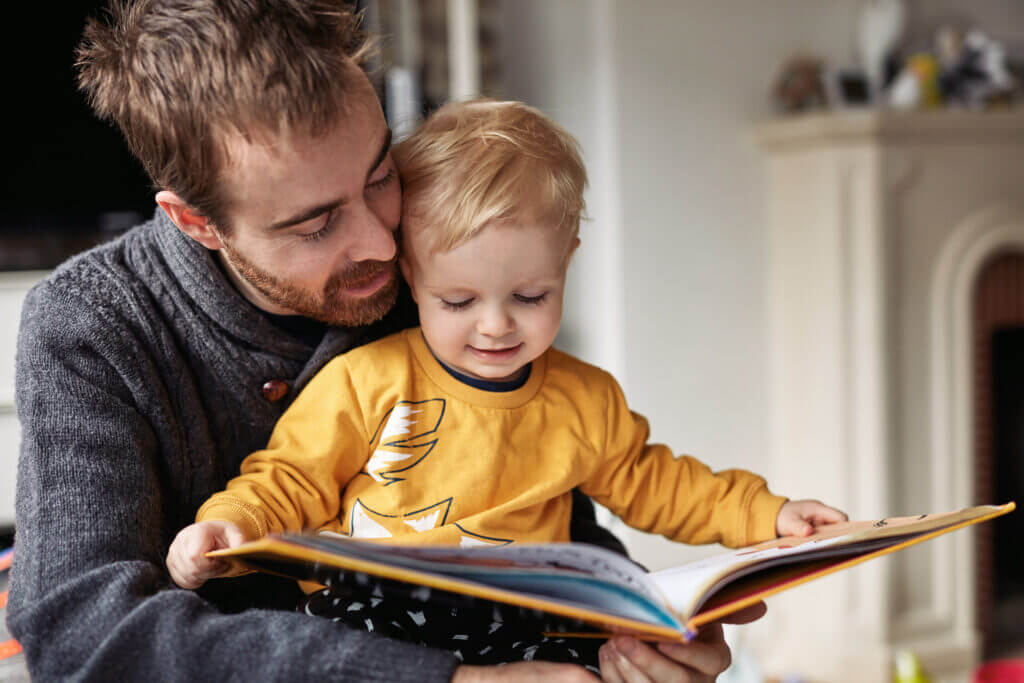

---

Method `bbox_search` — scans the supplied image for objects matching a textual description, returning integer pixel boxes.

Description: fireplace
[973,252,1024,659]
[755,110,1024,682]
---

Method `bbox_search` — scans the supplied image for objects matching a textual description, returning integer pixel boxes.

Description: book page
[302,534,663,603]
[648,504,1011,618]
[649,535,851,617]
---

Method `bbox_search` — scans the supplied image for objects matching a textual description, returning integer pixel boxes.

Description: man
[7,1,757,680]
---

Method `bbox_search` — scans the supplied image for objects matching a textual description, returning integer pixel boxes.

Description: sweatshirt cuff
[195,498,266,541]
[746,491,788,544]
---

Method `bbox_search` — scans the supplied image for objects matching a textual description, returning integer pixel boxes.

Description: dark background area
[2,4,158,270]
[991,327,1024,656]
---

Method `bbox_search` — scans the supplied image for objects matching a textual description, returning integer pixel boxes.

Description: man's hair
[392,99,587,255]
[76,0,375,228]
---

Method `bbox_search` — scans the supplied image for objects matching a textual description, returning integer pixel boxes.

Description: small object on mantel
[936,27,1018,109]
[888,53,942,110]
[772,56,827,114]
[826,68,873,108]
[893,650,932,683]
[261,379,289,402]
[858,0,906,97]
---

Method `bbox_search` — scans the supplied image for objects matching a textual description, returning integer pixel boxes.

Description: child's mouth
[468,343,523,361]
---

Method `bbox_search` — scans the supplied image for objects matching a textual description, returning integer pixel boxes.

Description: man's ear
[155,190,226,251]
[398,255,417,302]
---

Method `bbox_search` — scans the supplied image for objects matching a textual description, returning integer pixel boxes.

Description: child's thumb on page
[218,522,248,549]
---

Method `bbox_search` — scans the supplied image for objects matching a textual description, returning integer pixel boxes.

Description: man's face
[401,220,572,382]
[213,77,401,326]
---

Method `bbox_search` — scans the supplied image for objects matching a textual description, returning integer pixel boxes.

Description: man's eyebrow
[266,128,393,233]
[267,197,346,232]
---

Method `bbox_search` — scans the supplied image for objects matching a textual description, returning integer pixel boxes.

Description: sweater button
[261,379,289,402]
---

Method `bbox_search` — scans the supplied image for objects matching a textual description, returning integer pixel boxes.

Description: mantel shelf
[754,107,1024,150]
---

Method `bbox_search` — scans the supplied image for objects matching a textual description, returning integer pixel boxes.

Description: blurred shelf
[754,107,1024,150]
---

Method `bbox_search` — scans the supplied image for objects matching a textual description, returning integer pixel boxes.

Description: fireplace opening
[987,327,1024,658]
[973,250,1024,661]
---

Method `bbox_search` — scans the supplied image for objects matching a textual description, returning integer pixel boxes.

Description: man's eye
[367,168,395,191]
[301,211,336,242]
[440,298,473,311]
[514,292,548,305]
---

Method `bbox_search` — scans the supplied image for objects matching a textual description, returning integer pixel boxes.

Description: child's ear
[398,256,417,302]
[566,237,581,263]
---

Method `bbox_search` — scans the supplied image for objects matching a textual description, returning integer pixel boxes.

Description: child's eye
[441,297,474,311]
[514,292,548,305]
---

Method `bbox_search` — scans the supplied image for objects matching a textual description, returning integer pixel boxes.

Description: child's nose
[477,306,515,338]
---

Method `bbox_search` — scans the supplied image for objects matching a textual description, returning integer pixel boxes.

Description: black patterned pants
[297,572,604,671]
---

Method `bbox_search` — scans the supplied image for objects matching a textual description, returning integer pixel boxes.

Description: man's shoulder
[28,219,159,317]
[20,218,169,349]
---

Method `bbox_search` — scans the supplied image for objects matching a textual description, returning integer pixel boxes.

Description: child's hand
[166,520,247,589]
[776,499,848,537]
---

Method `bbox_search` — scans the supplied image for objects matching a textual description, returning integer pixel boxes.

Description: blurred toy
[773,56,827,113]
[893,650,932,683]
[888,53,942,109]
[858,0,906,96]
[972,659,1024,683]
[936,27,1018,108]
[826,68,873,108]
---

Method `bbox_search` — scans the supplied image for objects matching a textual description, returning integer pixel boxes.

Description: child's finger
[779,517,813,536]
[823,506,849,522]
[807,505,848,525]
[168,555,204,589]
[215,522,248,549]
[193,553,226,575]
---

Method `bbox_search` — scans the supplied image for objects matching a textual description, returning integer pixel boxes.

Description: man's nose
[477,305,515,338]
[346,201,397,263]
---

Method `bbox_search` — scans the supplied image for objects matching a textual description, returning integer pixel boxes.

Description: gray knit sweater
[7,212,459,681]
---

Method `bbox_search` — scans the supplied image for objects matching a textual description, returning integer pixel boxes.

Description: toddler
[167,99,845,667]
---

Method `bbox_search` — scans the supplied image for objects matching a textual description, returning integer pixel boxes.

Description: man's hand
[451,662,599,682]
[599,602,768,683]
[776,499,848,537]
[166,520,247,589]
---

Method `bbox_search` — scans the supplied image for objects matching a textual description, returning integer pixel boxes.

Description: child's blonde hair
[392,99,586,255]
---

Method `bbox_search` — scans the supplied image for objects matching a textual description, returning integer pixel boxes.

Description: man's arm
[7,282,461,682]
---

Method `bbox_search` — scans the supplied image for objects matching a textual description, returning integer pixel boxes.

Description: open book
[211,502,1014,642]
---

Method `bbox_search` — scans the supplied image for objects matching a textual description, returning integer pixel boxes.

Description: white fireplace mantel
[753,109,1024,683]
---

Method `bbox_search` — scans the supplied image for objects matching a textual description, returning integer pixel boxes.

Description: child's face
[401,220,574,381]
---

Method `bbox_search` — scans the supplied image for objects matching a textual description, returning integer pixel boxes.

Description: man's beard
[220,245,399,327]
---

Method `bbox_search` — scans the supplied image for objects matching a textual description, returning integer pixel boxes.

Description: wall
[499,0,863,570]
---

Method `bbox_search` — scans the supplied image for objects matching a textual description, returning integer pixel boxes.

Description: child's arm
[195,355,370,541]
[582,373,785,548]
[166,521,247,589]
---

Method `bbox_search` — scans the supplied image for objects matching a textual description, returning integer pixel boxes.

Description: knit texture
[6,211,462,682]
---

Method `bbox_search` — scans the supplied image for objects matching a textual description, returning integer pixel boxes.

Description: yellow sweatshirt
[198,328,786,551]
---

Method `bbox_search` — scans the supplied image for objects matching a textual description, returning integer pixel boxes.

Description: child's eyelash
[514,293,547,305]
[441,298,473,311]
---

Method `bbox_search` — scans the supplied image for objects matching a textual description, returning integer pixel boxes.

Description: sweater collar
[404,328,546,409]
[150,210,416,379]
